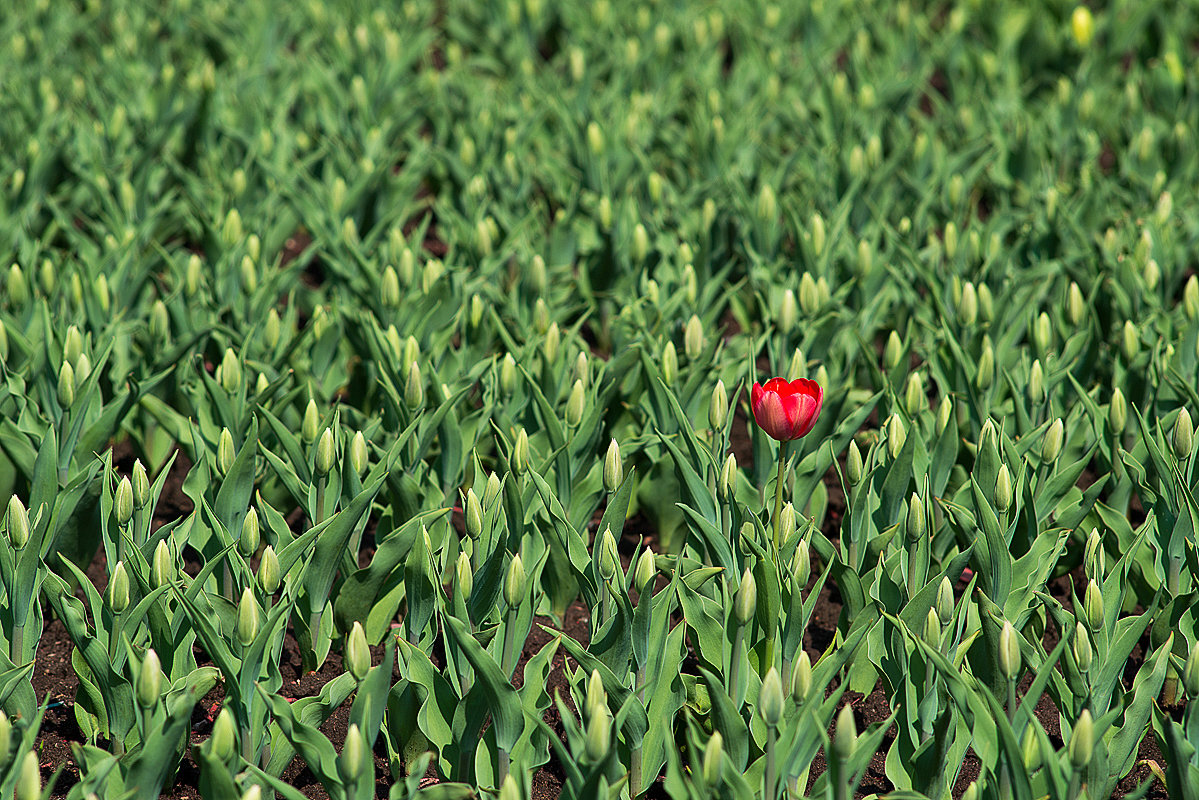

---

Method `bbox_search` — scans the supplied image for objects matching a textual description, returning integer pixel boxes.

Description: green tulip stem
[906,539,919,604]
[765,726,778,799]
[501,606,518,679]
[730,626,746,708]
[1007,675,1017,724]
[57,409,71,485]
[10,622,23,667]
[772,441,789,550]
[315,474,328,527]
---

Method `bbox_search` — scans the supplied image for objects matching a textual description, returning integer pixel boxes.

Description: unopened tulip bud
[1122,320,1139,361]
[108,561,130,613]
[701,730,723,786]
[958,282,977,326]
[883,331,903,370]
[151,540,173,588]
[887,414,906,459]
[634,547,656,594]
[339,724,367,782]
[718,453,737,501]
[258,545,280,594]
[401,335,420,373]
[1069,710,1094,769]
[791,650,812,703]
[239,508,260,556]
[931,578,954,629]
[756,184,777,225]
[1071,6,1094,47]
[788,347,806,380]
[130,460,150,511]
[573,351,590,388]
[1109,388,1127,434]
[237,587,259,646]
[999,621,1021,680]
[94,274,110,313]
[1033,312,1052,355]
[185,254,203,297]
[708,380,728,431]
[798,273,820,315]
[585,669,606,720]
[455,551,473,599]
[846,441,863,485]
[1184,640,1199,697]
[603,439,622,491]
[905,372,924,416]
[462,489,483,541]
[833,704,857,761]
[682,314,704,360]
[7,264,28,306]
[995,464,1013,513]
[1185,276,1199,320]
[5,495,28,551]
[661,341,678,386]
[381,267,400,308]
[961,782,979,800]
[137,649,162,709]
[1084,528,1104,580]
[209,708,236,761]
[1028,360,1044,405]
[1083,580,1103,632]
[924,608,941,648]
[936,396,953,435]
[1173,408,1193,459]
[585,707,611,762]
[114,477,134,528]
[1042,418,1064,463]
[778,289,797,334]
[779,502,796,545]
[734,569,756,626]
[596,526,619,583]
[241,786,262,800]
[906,493,925,543]
[499,353,517,394]
[976,343,994,391]
[791,538,811,588]
[405,361,424,411]
[302,400,320,443]
[1064,282,1084,326]
[220,348,241,394]
[262,309,282,350]
[315,428,336,477]
[504,553,526,607]
[759,667,784,727]
[978,283,994,322]
[810,213,826,256]
[632,224,649,264]
[543,322,560,365]
[15,751,39,800]
[511,429,530,475]
[1021,724,1040,771]
[349,431,368,475]
[58,361,75,409]
[1073,622,1092,674]
[484,472,502,510]
[346,621,371,682]
[64,326,83,364]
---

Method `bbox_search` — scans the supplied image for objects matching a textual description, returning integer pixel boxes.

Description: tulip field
[4,0,1199,798]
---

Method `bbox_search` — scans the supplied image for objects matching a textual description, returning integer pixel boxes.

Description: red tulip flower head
[751,378,823,441]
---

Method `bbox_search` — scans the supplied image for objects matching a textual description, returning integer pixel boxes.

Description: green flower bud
[573,351,590,388]
[846,441,863,485]
[977,283,994,323]
[239,507,260,556]
[936,395,953,435]
[15,751,39,800]
[995,464,1013,513]
[634,547,656,594]
[469,294,486,329]
[585,707,611,762]
[701,730,723,786]
[339,723,367,782]
[937,576,955,626]
[381,267,400,309]
[718,453,737,501]
[131,459,150,511]
[905,372,924,416]
[1073,621,1092,674]
[0,712,10,772]
[1083,580,1104,632]
[1185,276,1199,320]
[1144,259,1161,290]
[241,786,262,800]
[302,400,320,444]
[151,540,173,589]
[464,489,484,540]
[1027,360,1044,405]
[1173,408,1193,459]
[237,587,259,646]
[94,273,110,313]
[632,223,649,264]
[114,476,134,528]
[136,649,162,710]
[511,428,530,475]
[923,608,941,648]
[499,353,517,394]
[906,493,926,543]
[961,781,979,800]
[798,273,820,315]
[57,361,75,409]
[603,439,622,491]
[1071,5,1094,47]
[209,707,237,761]
[258,545,280,595]
[7,496,29,550]
[504,553,526,608]
[404,361,424,411]
[792,538,811,589]
[220,348,241,394]
[0,321,8,362]
[1084,528,1105,581]
[7,264,28,307]
[788,347,806,380]
[456,552,473,599]
[1184,640,1199,698]
[833,704,857,761]
[707,380,728,431]
[185,254,203,297]
[1034,312,1052,355]
[883,331,903,370]
[1122,320,1139,361]
[585,669,607,720]
[315,428,336,477]
[222,208,243,246]
[791,650,812,703]
[661,341,678,386]
[1021,723,1041,771]
[975,343,994,391]
[958,282,978,326]
[349,431,368,476]
[676,312,702,361]
[734,569,756,626]
[587,121,604,156]
[484,472,502,509]
[778,289,798,335]
[1069,710,1094,770]
[346,621,371,682]
[596,526,619,583]
[887,414,906,459]
[498,774,520,800]
[73,352,91,387]
[779,502,797,545]
[756,184,777,225]
[108,561,130,613]
[1109,388,1127,434]
[999,621,1022,681]
[543,322,560,365]
[759,667,784,727]
[63,325,83,364]
[1042,418,1064,463]
[810,213,826,256]
[258,309,280,352]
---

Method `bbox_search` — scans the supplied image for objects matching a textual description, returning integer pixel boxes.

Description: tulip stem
[772,441,789,550]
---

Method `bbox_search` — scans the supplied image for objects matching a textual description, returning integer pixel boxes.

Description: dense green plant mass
[1,0,1197,798]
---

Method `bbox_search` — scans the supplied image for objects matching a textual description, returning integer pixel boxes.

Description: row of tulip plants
[2,0,1199,799]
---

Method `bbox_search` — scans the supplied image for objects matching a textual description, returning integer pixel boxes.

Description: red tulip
[751,378,823,441]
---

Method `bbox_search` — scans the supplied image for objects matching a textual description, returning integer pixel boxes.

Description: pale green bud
[543,322,560,365]
[302,400,320,443]
[239,254,258,294]
[995,464,1013,513]
[209,707,237,761]
[778,289,798,334]
[1109,388,1127,434]
[222,208,243,247]
[1184,640,1199,698]
[185,254,203,297]
[634,547,656,594]
[709,380,728,431]
[596,526,619,583]
[1021,723,1040,771]
[883,331,903,370]
[999,621,1021,681]
[504,553,526,607]
[856,238,873,276]
[936,576,955,626]
[759,667,784,727]
[6,264,28,306]
[632,223,649,264]
[1034,312,1052,354]
[1083,580,1104,632]
[586,121,604,156]
[1073,621,1092,674]
[108,561,130,613]
[661,341,678,386]
[585,669,607,719]
[1028,360,1044,405]
[1184,276,1199,320]
[6,496,29,550]
[788,347,806,380]
[585,707,611,762]
[315,428,336,477]
[241,786,262,800]
[978,283,994,322]
[1084,528,1105,580]
[598,195,613,230]
[791,650,812,703]
[129,460,150,511]
[684,314,703,360]
[500,353,517,394]
[791,538,810,588]
[936,395,953,435]
[679,263,694,304]
[220,348,241,394]
[455,551,473,600]
[1042,418,1064,463]
[346,621,371,682]
[810,213,826,256]
[339,724,367,782]
[779,502,797,545]
[469,295,486,329]
[1070,5,1094,47]
[263,308,282,349]
[574,351,590,388]
[833,704,857,761]
[405,361,424,410]
[257,545,280,594]
[15,751,39,800]
[484,472,502,509]
[151,540,173,589]
[756,184,777,225]
[239,507,260,556]
[904,372,924,416]
[701,731,723,786]
[565,380,585,427]
[40,259,57,294]
[1122,320,1139,361]
[603,439,622,491]
[887,414,906,459]
[961,782,979,800]
[958,282,977,326]
[976,343,994,391]
[57,361,75,409]
[734,569,756,626]
[1173,408,1193,459]
[237,587,259,646]
[718,453,737,501]
[349,431,368,476]
[498,775,520,800]
[464,489,483,539]
[136,649,162,709]
[905,493,925,543]
[94,273,110,313]
[1144,259,1161,290]
[923,608,941,648]
[846,441,863,485]
[1069,710,1094,770]
[511,428,530,475]
[114,477,134,528]
[72,352,90,387]
[64,326,83,364]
